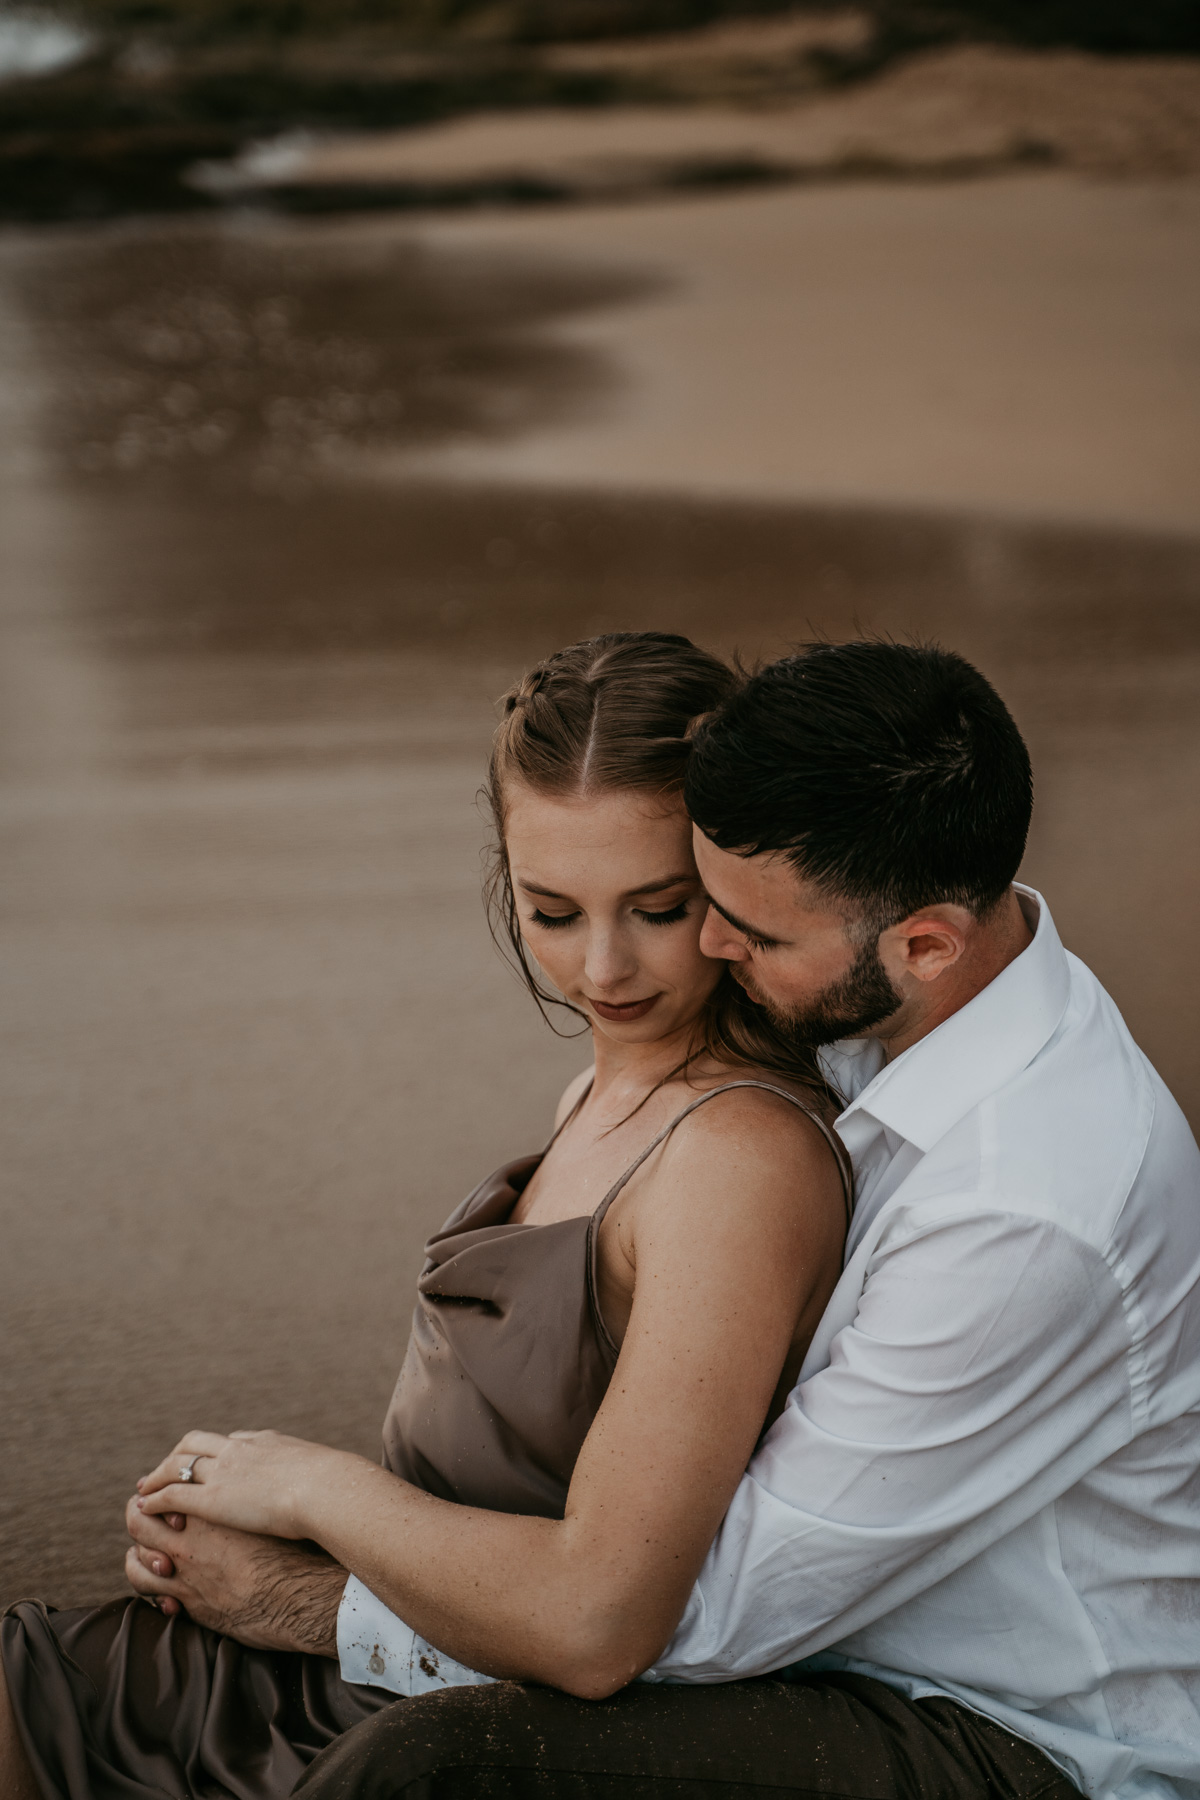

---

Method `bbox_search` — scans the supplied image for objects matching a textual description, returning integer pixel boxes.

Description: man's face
[692,828,902,1045]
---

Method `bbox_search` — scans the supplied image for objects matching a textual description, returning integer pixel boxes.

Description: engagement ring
[178,1456,200,1483]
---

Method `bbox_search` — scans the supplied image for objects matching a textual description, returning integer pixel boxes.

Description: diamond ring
[178,1455,200,1483]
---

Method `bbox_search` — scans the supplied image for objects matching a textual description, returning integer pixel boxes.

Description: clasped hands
[124,1430,348,1657]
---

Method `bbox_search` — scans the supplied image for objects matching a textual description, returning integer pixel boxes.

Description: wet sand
[380,175,1200,534]
[2,185,1199,1606]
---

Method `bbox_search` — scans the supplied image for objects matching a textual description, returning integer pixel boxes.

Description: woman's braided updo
[484,632,836,1107]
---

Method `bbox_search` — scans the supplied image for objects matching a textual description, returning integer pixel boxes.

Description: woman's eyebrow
[516,872,695,901]
[625,872,696,897]
[518,881,574,900]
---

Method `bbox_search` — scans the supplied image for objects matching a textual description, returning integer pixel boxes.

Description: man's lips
[731,965,766,1004]
[588,995,661,1023]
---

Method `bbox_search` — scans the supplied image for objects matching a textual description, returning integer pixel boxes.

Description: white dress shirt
[339,889,1200,1800]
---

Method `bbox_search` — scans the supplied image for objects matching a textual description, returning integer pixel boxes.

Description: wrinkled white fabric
[339,890,1200,1800]
[647,890,1200,1800]
[338,1577,495,1695]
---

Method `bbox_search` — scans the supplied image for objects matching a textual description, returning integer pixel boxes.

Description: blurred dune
[251,43,1200,202]
[5,4,1200,218]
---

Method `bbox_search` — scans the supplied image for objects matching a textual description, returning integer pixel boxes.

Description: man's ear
[880,907,972,985]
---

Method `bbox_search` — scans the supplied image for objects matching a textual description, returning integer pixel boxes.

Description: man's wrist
[253,1542,346,1658]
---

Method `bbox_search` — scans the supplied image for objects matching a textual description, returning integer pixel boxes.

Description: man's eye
[530,909,580,930]
[635,902,690,927]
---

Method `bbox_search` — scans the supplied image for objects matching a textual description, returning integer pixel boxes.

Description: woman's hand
[136,1429,352,1541]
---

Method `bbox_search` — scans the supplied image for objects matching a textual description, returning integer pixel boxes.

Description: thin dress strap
[593,1080,852,1229]
[584,1079,853,1359]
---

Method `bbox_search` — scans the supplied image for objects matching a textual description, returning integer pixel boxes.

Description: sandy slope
[350,173,1200,536]
[273,44,1200,187]
[230,38,1200,534]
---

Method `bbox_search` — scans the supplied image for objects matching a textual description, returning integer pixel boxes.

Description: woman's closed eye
[530,908,581,930]
[529,900,690,930]
[635,901,690,926]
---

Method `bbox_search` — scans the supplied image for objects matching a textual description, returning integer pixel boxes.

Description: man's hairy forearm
[250,1541,346,1658]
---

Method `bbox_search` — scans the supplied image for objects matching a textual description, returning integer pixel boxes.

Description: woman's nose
[585,928,639,992]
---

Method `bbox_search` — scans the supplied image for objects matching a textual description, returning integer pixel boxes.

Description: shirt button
[368,1651,385,1675]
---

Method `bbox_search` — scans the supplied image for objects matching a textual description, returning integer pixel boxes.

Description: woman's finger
[126,1493,200,1549]
[137,1432,228,1496]
[173,1430,230,1458]
[137,1458,195,1497]
[138,1482,215,1521]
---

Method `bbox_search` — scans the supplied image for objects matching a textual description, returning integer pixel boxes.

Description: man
[37,641,1199,1800]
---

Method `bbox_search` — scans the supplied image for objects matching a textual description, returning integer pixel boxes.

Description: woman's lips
[589,995,661,1023]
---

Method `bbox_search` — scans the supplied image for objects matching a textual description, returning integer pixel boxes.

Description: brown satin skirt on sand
[2,1598,390,1800]
[2,1085,861,1800]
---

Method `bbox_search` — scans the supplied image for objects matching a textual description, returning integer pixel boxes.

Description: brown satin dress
[2,1081,850,1800]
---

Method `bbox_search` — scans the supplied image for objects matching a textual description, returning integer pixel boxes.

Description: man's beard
[734,934,903,1046]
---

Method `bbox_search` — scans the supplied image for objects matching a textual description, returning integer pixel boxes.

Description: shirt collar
[833,886,1072,1155]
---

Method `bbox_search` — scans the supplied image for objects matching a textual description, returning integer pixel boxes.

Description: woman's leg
[0,1661,41,1800]
[1,1598,390,1800]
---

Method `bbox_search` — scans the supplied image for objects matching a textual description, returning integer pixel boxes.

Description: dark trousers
[293,1673,1080,1800]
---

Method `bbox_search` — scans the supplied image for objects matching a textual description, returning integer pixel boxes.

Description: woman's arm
[139,1092,844,1697]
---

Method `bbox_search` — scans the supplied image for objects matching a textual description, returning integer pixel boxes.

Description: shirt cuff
[337,1575,498,1697]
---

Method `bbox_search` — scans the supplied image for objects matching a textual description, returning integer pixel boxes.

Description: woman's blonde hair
[484,632,837,1109]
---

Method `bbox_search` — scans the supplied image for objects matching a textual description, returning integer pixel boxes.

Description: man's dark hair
[685,640,1033,925]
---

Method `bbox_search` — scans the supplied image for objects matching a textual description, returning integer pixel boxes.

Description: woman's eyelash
[635,902,690,926]
[529,902,690,929]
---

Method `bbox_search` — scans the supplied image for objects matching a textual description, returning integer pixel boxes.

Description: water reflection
[1,208,1198,1607]
[22,216,658,489]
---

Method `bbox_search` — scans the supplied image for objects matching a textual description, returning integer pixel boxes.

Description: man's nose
[699,905,744,962]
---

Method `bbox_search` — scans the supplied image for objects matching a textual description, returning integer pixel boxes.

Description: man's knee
[296,1677,839,1800]
[296,1683,571,1800]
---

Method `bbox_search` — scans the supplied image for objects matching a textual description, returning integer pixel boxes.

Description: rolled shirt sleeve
[648,1206,1136,1683]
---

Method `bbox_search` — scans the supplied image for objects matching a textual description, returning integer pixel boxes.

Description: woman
[1,632,850,1800]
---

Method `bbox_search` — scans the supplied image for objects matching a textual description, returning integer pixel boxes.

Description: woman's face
[503,782,724,1047]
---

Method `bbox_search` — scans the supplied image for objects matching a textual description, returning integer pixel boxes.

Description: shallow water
[2,209,1198,1606]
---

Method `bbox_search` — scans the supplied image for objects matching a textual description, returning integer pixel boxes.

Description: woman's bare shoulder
[615,1080,846,1308]
[684,1076,839,1150]
[657,1078,846,1210]
[597,1074,847,1345]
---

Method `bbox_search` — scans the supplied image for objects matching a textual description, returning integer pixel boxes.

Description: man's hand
[125,1495,346,1657]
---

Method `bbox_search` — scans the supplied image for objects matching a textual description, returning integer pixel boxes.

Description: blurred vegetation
[874,1,1200,55]
[55,0,1200,50]
[2,1,1196,225]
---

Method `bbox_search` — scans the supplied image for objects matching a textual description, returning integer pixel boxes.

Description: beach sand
[2,157,1198,1605]
[365,173,1200,534]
